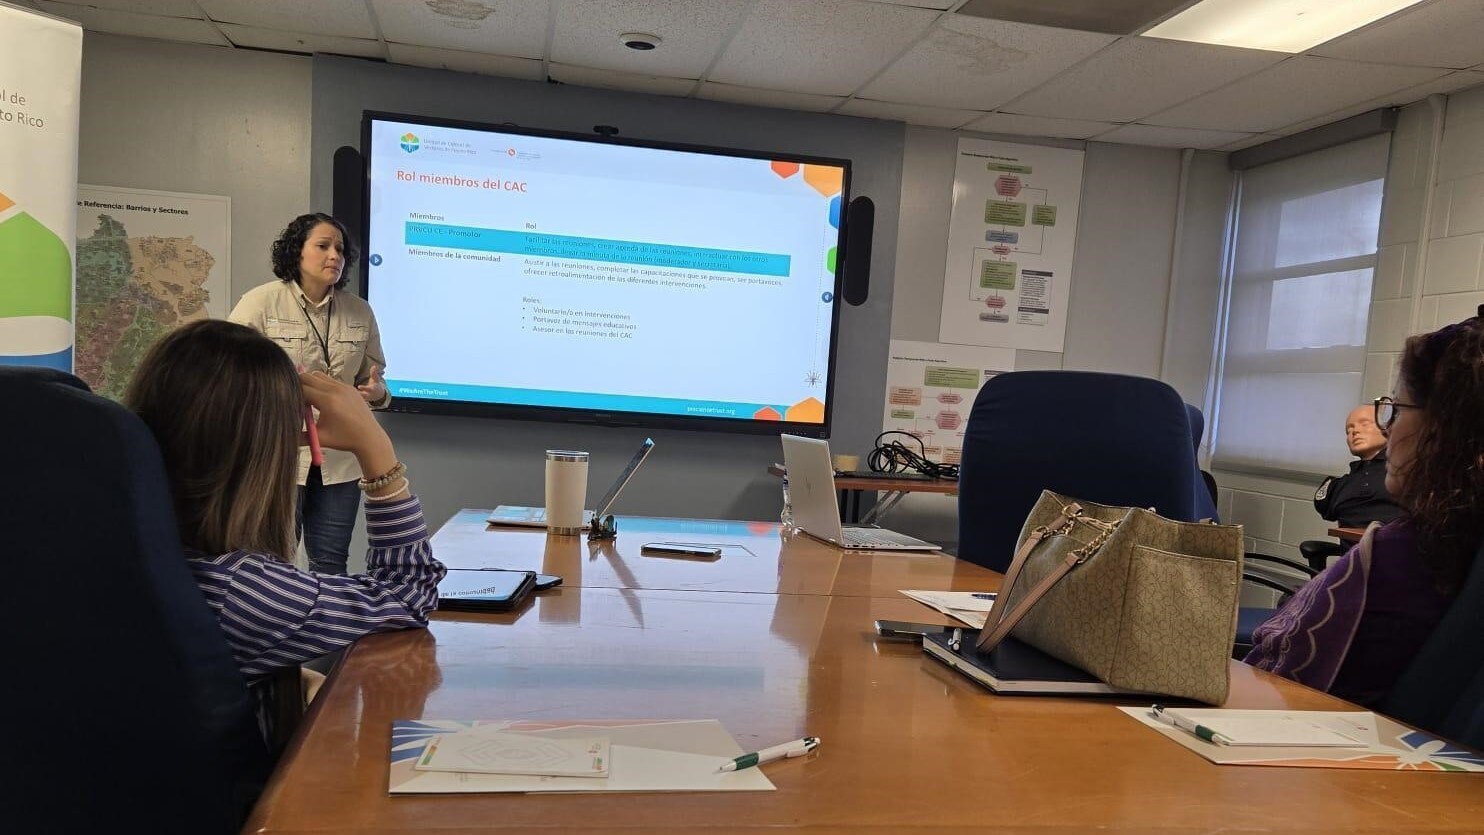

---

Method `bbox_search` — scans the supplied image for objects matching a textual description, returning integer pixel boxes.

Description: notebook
[488,438,654,528]
[781,435,939,551]
[922,629,1146,696]
[414,729,612,777]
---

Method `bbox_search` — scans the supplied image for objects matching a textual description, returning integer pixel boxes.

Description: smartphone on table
[641,542,723,558]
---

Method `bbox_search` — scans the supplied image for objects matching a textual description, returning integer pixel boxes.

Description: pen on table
[970,593,996,600]
[718,736,820,772]
[1148,704,1233,745]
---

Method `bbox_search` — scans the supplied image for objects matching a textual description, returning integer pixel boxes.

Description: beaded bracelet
[359,460,406,493]
[365,477,410,501]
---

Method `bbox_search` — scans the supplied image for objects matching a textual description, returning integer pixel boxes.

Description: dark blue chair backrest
[0,367,268,833]
[1381,540,1484,750]
[1185,403,1205,455]
[957,371,1216,572]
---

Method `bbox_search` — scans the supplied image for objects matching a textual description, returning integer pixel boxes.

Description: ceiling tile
[859,14,1117,110]
[548,63,696,96]
[36,2,227,44]
[961,111,1118,139]
[837,98,981,127]
[34,0,199,16]
[1095,123,1256,149]
[1001,37,1283,123]
[1144,56,1447,133]
[861,0,955,9]
[1311,0,1484,70]
[386,42,545,80]
[219,23,383,58]
[551,0,750,78]
[957,0,1191,35]
[696,82,845,112]
[1274,70,1484,135]
[709,0,938,96]
[196,0,376,40]
[369,0,549,58]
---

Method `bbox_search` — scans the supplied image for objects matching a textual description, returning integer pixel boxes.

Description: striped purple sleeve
[188,494,446,679]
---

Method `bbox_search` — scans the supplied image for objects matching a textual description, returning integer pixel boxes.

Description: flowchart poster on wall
[74,185,230,400]
[0,3,82,370]
[883,340,1014,465]
[939,138,1084,352]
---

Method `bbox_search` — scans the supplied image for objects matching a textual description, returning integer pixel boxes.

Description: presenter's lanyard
[299,295,334,373]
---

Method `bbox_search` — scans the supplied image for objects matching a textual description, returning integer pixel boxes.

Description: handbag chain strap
[974,504,1121,653]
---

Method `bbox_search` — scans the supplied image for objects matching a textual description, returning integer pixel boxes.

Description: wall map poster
[74,185,230,400]
[939,138,1083,352]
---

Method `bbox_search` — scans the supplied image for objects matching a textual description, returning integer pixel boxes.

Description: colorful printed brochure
[1120,708,1484,772]
[414,728,610,777]
[390,719,776,794]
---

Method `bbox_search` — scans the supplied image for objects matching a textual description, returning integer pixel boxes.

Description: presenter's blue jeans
[296,467,361,576]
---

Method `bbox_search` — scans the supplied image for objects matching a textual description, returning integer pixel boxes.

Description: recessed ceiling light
[1142,0,1428,53]
[619,32,661,51]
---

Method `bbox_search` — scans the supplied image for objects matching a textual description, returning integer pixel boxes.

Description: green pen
[1149,705,1234,745]
[717,736,821,772]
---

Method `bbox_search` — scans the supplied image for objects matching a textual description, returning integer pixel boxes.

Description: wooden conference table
[245,513,1483,834]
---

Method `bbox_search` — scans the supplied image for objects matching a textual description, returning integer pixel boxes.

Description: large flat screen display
[362,112,850,435]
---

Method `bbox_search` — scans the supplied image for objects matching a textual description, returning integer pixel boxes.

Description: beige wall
[76,33,310,301]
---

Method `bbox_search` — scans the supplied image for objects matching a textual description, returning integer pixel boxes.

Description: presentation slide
[364,117,847,425]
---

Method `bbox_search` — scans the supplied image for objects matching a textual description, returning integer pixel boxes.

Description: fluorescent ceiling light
[1143,0,1428,53]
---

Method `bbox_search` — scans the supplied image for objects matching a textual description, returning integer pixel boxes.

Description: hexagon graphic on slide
[753,406,783,421]
[0,189,74,370]
[994,175,1023,198]
[829,194,841,230]
[936,392,963,405]
[771,161,800,179]
[935,411,962,430]
[785,397,825,423]
[985,295,1007,309]
[803,164,843,197]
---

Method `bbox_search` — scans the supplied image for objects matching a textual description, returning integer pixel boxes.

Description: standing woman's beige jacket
[229,279,390,485]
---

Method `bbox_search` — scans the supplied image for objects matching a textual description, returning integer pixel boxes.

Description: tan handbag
[976,490,1244,704]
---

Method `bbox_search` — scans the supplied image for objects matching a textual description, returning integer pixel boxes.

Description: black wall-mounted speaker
[332,145,364,237]
[841,195,874,307]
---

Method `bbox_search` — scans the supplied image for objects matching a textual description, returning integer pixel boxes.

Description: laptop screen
[592,438,655,516]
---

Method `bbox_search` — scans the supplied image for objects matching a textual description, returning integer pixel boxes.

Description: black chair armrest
[1245,552,1319,578]
[1299,539,1346,572]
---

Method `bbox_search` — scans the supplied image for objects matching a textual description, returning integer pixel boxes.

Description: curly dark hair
[1394,304,1484,595]
[269,212,358,289]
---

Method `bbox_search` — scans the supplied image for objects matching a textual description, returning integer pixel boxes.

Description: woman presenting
[230,213,390,575]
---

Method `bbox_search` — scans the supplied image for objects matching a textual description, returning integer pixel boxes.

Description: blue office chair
[1184,402,1205,456]
[1380,540,1484,749]
[957,371,1216,573]
[0,367,269,833]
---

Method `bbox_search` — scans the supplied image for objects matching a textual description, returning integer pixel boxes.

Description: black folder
[923,629,1145,696]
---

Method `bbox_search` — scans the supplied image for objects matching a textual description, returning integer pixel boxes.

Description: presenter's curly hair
[270,212,358,288]
[1394,304,1484,595]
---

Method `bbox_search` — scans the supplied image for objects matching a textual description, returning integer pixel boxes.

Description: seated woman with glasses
[1245,306,1484,708]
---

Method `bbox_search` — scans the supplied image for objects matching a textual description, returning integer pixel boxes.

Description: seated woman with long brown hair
[126,319,445,681]
[1246,307,1484,707]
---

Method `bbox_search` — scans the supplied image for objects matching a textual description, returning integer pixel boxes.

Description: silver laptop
[488,438,655,528]
[780,435,940,551]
